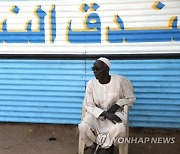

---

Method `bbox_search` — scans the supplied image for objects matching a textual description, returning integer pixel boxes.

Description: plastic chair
[78,105,130,154]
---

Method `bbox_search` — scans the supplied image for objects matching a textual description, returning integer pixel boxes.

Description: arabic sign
[0,0,179,54]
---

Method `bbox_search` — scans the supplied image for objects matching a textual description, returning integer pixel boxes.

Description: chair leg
[124,142,128,154]
[119,143,124,154]
[78,135,85,154]
[119,142,128,154]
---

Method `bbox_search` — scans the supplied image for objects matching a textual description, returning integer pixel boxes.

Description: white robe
[78,75,136,148]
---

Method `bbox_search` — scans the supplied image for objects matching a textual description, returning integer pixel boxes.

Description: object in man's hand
[107,104,122,114]
[102,111,122,123]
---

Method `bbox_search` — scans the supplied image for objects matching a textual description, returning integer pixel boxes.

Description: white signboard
[0,0,179,54]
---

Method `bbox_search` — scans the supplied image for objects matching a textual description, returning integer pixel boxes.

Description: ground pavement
[0,123,179,154]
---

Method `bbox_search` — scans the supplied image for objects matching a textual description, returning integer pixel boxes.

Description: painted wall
[0,0,179,128]
[0,59,179,128]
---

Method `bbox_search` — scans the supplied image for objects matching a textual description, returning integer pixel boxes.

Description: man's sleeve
[83,81,104,118]
[115,77,136,107]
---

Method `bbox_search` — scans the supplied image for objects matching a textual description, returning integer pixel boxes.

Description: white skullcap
[97,57,111,68]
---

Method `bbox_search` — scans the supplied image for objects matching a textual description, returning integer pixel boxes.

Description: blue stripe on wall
[0,60,86,124]
[117,60,180,128]
[0,59,179,128]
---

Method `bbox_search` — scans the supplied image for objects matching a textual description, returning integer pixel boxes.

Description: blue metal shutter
[0,60,85,124]
[0,59,179,128]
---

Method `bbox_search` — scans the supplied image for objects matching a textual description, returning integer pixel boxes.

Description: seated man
[79,57,136,154]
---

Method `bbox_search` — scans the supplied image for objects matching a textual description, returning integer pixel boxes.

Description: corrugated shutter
[0,59,180,128]
[0,60,85,124]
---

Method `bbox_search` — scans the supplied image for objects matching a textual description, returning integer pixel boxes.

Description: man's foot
[91,143,101,154]
[105,145,114,154]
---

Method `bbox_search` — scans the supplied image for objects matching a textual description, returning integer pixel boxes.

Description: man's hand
[107,104,122,114]
[101,111,122,124]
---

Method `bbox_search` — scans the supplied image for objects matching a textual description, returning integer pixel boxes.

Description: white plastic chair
[78,105,130,154]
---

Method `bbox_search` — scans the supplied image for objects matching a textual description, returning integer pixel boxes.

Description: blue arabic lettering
[49,5,56,43]
[67,3,101,43]
[106,15,180,43]
[0,5,47,43]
